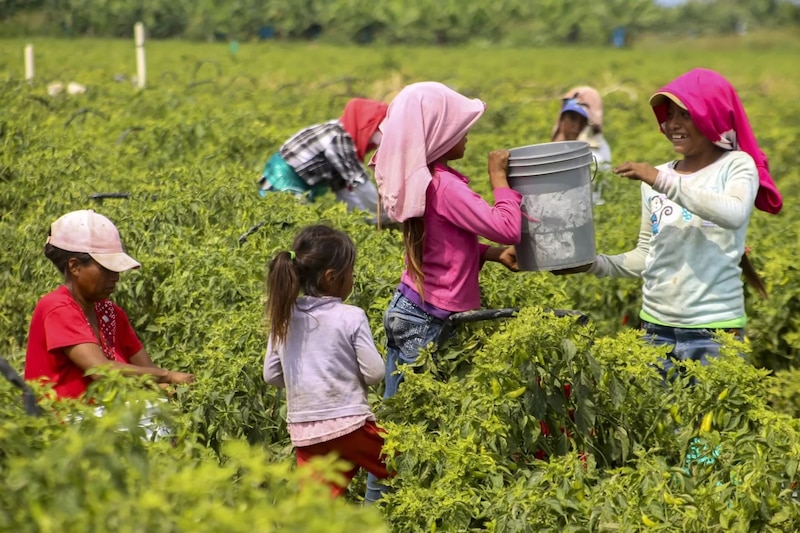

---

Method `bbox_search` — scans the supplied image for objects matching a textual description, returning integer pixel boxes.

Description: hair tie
[288,250,296,261]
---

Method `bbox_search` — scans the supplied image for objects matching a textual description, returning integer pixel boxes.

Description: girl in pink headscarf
[561,68,781,378]
[373,81,523,397]
[364,81,523,501]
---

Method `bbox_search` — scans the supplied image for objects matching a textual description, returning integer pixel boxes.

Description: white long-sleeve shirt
[590,150,758,327]
[263,296,384,423]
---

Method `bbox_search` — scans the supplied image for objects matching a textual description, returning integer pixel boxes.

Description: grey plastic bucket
[508,140,589,168]
[508,141,596,272]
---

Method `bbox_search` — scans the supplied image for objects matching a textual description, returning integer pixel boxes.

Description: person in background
[263,224,390,498]
[552,86,612,170]
[25,210,194,400]
[258,98,389,224]
[556,68,781,378]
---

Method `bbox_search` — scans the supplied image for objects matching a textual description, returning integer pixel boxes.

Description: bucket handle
[590,155,599,182]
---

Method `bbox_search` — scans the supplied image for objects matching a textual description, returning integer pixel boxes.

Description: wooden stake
[24,44,34,82]
[135,22,146,89]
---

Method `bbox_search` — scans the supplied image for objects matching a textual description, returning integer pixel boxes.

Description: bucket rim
[508,150,592,167]
[508,140,591,159]
[508,156,594,178]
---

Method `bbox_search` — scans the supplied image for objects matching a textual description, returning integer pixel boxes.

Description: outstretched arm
[613,156,757,229]
[64,344,194,384]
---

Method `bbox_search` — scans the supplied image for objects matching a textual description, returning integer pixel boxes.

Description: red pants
[295,421,391,497]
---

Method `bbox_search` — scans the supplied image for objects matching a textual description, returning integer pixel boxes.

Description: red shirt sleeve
[44,305,98,351]
[26,300,99,399]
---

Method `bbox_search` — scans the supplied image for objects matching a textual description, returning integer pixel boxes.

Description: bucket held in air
[508,141,596,272]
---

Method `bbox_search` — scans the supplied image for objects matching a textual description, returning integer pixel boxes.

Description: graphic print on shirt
[648,194,691,235]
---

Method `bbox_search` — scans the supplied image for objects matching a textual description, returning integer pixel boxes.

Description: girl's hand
[484,246,519,271]
[488,150,511,189]
[498,246,518,272]
[613,162,659,186]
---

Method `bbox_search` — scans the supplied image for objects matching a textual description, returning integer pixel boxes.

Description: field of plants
[2,33,800,531]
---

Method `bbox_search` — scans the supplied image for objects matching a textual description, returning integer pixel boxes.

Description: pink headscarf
[372,82,485,222]
[650,68,782,215]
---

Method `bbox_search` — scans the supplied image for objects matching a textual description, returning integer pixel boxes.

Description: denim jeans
[365,290,447,503]
[641,321,744,380]
[382,291,447,400]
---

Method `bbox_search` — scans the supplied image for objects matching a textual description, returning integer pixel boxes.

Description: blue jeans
[641,321,744,380]
[365,291,447,503]
[382,291,447,399]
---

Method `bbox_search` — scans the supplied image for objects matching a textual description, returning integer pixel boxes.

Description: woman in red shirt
[24,210,194,399]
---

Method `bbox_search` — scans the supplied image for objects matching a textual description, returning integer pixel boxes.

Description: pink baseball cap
[47,210,141,272]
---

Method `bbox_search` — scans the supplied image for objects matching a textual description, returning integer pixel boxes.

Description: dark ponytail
[266,251,301,346]
[266,225,356,345]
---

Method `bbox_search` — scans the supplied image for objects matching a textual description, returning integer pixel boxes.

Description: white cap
[47,210,141,272]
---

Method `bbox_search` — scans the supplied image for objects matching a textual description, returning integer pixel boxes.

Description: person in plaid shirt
[259,98,388,224]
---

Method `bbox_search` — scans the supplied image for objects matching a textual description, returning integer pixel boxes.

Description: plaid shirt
[279,120,369,191]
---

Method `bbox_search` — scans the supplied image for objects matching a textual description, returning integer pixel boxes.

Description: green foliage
[379,314,800,531]
[0,380,386,532]
[2,0,799,44]
[1,37,800,530]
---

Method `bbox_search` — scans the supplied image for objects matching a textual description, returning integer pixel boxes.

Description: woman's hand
[166,370,195,385]
[613,162,659,186]
[488,150,511,189]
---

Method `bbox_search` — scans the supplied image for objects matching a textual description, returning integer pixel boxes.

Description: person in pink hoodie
[372,82,523,398]
[363,81,523,501]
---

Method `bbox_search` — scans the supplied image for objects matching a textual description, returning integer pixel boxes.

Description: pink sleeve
[437,179,523,245]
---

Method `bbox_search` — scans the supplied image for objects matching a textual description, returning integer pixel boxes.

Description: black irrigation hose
[187,80,216,90]
[237,221,293,246]
[88,192,158,203]
[276,82,302,92]
[192,60,222,82]
[117,126,145,144]
[0,356,42,417]
[27,95,52,110]
[64,107,109,128]
[316,76,357,91]
[439,307,589,343]
[237,222,266,245]
[89,192,131,201]
[227,76,258,89]
[449,307,589,326]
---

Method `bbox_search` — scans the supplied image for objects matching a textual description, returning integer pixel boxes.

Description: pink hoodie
[372,82,485,222]
[650,68,782,215]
